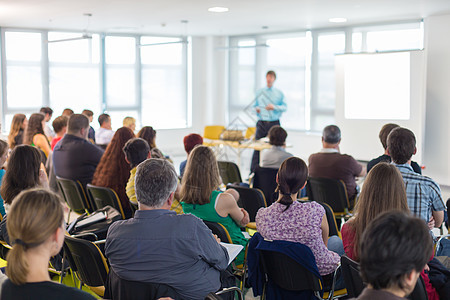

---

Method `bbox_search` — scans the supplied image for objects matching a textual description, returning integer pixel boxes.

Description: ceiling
[1,0,450,36]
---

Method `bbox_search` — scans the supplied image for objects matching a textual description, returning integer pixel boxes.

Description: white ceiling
[1,0,450,36]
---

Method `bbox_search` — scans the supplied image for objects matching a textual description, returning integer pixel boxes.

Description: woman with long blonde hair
[8,114,27,149]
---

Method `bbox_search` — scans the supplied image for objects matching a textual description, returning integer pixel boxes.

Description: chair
[218,161,242,184]
[86,184,125,219]
[204,125,226,140]
[56,177,93,221]
[227,185,267,222]
[340,255,365,298]
[206,287,243,300]
[318,202,341,238]
[245,127,256,140]
[62,235,109,297]
[203,220,232,244]
[252,166,278,205]
[306,177,353,222]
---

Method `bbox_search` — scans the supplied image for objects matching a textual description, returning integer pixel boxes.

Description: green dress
[182,190,248,265]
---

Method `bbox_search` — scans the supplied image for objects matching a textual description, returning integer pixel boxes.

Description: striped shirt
[394,163,446,223]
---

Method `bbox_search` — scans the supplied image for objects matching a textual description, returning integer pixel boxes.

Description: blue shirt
[253,86,286,121]
[0,169,6,217]
[394,163,446,223]
[105,209,229,300]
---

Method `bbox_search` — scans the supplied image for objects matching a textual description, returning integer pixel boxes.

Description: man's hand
[427,216,435,229]
[265,104,275,111]
[213,234,221,244]
[240,208,250,226]
[256,108,261,113]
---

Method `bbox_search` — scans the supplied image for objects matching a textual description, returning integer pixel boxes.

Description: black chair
[218,161,242,185]
[86,184,125,219]
[227,185,267,222]
[252,166,278,205]
[203,220,232,244]
[341,255,365,298]
[62,235,109,298]
[56,177,94,221]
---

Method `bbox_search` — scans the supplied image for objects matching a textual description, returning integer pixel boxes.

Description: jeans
[326,235,346,291]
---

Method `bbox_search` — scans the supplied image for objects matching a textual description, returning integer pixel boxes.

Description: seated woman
[92,127,135,218]
[256,157,344,287]
[341,162,439,300]
[0,188,95,300]
[137,126,172,162]
[260,125,292,169]
[23,113,51,159]
[181,145,250,265]
[0,139,9,217]
[7,114,27,150]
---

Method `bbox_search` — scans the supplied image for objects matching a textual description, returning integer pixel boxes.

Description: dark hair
[98,114,110,126]
[123,138,150,169]
[8,114,26,149]
[67,114,89,134]
[82,109,94,117]
[62,108,74,117]
[23,113,45,145]
[0,145,42,204]
[39,107,53,116]
[268,125,287,146]
[379,123,400,150]
[360,211,432,292]
[183,134,203,154]
[92,127,135,212]
[137,126,157,149]
[276,157,308,210]
[387,127,416,164]
[52,116,68,134]
[266,70,276,79]
[322,125,341,144]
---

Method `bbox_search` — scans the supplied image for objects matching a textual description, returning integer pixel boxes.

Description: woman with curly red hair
[91,127,135,218]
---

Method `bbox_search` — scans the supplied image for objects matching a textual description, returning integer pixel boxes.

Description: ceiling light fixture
[208,7,229,13]
[329,17,347,23]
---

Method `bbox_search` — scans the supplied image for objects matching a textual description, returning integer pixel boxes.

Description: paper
[220,242,244,265]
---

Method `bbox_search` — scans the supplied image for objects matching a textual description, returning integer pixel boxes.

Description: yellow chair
[203,125,225,140]
[245,127,256,140]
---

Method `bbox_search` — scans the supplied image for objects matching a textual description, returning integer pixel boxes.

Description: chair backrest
[245,127,256,140]
[227,185,266,222]
[306,177,350,213]
[218,161,242,184]
[56,176,92,214]
[340,255,365,298]
[204,125,225,140]
[252,166,278,205]
[86,184,125,219]
[317,202,341,237]
[63,235,109,288]
[259,249,323,293]
[203,220,232,244]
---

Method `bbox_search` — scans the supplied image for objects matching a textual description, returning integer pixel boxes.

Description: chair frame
[56,176,93,222]
[86,184,126,219]
[218,161,243,185]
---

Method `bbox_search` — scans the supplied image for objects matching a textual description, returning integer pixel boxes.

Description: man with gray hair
[308,125,365,203]
[105,158,229,300]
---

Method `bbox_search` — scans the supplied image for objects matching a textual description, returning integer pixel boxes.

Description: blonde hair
[181,145,221,205]
[123,117,136,128]
[6,188,64,285]
[8,114,26,149]
[0,139,8,158]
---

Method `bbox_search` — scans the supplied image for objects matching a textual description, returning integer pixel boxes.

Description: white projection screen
[335,50,426,163]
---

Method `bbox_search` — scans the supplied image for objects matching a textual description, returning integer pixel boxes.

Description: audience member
[387,127,446,228]
[123,117,136,132]
[260,125,292,169]
[50,116,68,150]
[367,123,422,174]
[181,145,249,265]
[81,109,95,143]
[62,108,74,117]
[24,113,52,158]
[105,158,229,300]
[96,113,114,146]
[180,133,203,177]
[353,212,433,300]
[0,188,95,300]
[256,157,344,288]
[53,114,104,187]
[92,127,135,218]
[137,126,156,149]
[7,114,27,149]
[0,140,8,217]
[308,125,365,203]
[39,107,54,140]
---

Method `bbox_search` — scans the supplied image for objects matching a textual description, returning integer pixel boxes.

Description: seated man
[367,123,421,174]
[355,211,433,299]
[260,125,292,169]
[387,127,446,228]
[50,116,68,150]
[81,109,96,143]
[53,114,104,187]
[105,158,229,300]
[180,133,203,178]
[308,125,365,202]
[95,113,114,147]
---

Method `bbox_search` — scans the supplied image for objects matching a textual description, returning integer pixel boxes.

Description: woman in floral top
[256,157,343,282]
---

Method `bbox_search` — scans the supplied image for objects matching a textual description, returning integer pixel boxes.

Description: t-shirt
[51,136,63,150]
[260,146,293,169]
[367,154,422,174]
[1,280,96,300]
[0,169,6,217]
[308,151,362,200]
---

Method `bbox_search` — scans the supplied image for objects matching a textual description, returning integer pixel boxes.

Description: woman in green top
[181,145,250,265]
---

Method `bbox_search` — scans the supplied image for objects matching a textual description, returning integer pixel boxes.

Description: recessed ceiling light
[329,18,347,23]
[208,7,229,13]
